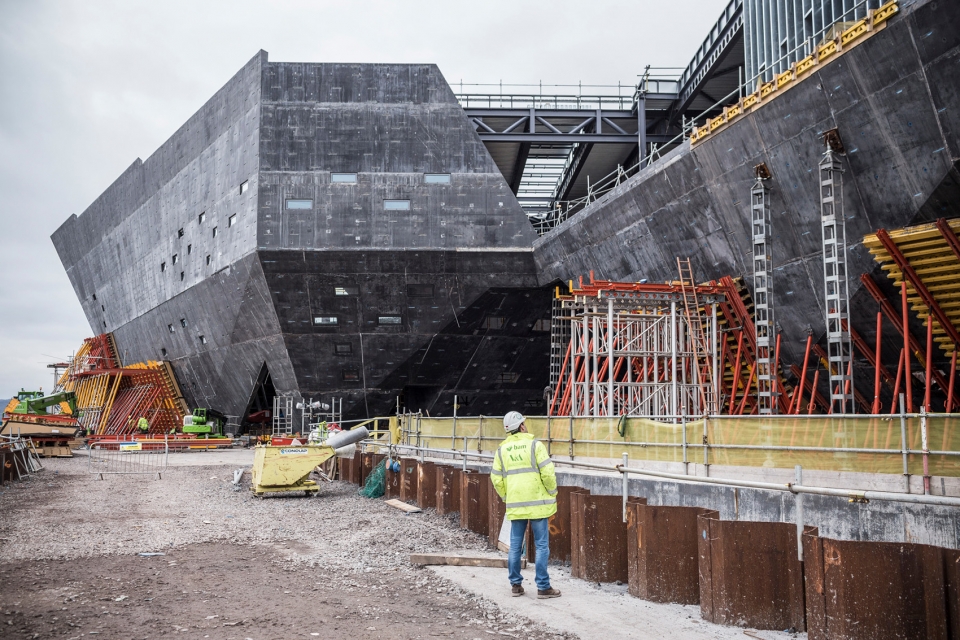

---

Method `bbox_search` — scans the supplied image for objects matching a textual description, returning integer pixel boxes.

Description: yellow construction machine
[250,426,368,497]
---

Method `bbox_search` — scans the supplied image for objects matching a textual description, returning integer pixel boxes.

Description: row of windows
[174,181,246,241]
[286,198,411,211]
[314,315,402,326]
[162,216,236,273]
[330,284,433,297]
[320,173,450,185]
[283,173,451,212]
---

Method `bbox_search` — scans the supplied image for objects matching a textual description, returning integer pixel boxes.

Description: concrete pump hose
[325,425,369,449]
[334,443,357,459]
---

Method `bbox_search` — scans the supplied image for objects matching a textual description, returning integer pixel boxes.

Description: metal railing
[88,435,168,480]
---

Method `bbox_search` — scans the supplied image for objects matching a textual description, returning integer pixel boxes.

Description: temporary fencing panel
[87,437,168,479]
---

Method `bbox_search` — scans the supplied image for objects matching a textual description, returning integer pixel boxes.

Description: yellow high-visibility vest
[491,432,558,520]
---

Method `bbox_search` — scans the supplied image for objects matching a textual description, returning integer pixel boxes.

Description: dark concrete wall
[53,51,265,334]
[257,63,535,251]
[53,55,546,422]
[533,0,960,390]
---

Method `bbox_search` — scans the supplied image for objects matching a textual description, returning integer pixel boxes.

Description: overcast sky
[0,0,727,396]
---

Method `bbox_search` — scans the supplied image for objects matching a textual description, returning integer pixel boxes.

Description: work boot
[537,588,561,599]
[511,584,524,597]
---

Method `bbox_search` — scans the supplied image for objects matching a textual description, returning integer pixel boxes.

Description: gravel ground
[0,454,576,640]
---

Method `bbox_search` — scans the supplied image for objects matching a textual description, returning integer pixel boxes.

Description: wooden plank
[409,553,525,568]
[384,498,421,513]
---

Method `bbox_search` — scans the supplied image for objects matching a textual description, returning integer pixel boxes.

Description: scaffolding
[550,276,724,421]
[751,171,776,414]
[820,133,855,413]
[272,395,294,437]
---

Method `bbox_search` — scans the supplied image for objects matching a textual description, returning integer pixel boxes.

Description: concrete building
[54,0,960,424]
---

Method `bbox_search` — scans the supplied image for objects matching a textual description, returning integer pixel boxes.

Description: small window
[228,214,237,227]
[483,316,506,330]
[533,318,551,331]
[383,200,411,211]
[406,284,434,297]
[199,335,207,344]
[497,372,520,383]
[424,174,451,184]
[212,226,218,238]
[179,318,187,328]
[178,228,184,238]
[103,321,107,327]
[331,173,357,184]
[187,244,192,255]
[172,254,178,265]
[314,316,338,325]
[161,348,167,357]
[335,343,353,355]
[342,370,360,382]
[198,212,206,224]
[335,286,359,296]
[92,293,97,301]
[286,199,313,210]
[378,316,402,325]
[160,262,166,272]
[180,271,185,281]
[168,324,175,333]
[101,305,105,312]
[239,180,249,194]
[206,255,211,266]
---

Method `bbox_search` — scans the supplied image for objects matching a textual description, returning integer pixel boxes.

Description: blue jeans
[508,517,551,591]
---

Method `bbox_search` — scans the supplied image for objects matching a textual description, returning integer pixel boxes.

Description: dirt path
[0,454,571,640]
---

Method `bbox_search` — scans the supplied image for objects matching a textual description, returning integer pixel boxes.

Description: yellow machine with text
[249,426,369,497]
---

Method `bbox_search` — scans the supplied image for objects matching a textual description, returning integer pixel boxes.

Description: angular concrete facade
[53,52,551,424]
[534,0,960,406]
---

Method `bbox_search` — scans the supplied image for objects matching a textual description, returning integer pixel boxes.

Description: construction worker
[137,417,149,434]
[491,411,561,599]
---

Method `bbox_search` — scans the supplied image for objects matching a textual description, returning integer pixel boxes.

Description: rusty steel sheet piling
[526,485,578,565]
[416,460,438,509]
[459,471,490,536]
[627,503,717,605]
[570,490,645,583]
[435,465,461,515]
[804,528,956,639]
[385,459,401,499]
[360,452,375,486]
[697,514,806,631]
[399,458,419,504]
[488,481,507,549]
[947,549,960,640]
[338,451,355,483]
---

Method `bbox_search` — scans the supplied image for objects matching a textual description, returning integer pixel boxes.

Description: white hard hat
[503,411,525,432]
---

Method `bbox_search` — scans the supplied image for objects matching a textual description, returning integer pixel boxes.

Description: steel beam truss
[819,143,855,413]
[553,281,723,421]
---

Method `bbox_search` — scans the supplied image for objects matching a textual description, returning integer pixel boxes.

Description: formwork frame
[819,140,855,413]
[558,284,723,421]
[751,173,776,414]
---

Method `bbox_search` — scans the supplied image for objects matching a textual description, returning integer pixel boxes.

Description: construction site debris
[385,498,421,513]
[410,553,525,568]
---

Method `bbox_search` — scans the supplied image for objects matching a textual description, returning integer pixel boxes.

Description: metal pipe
[949,351,957,413]
[921,407,931,495]
[902,282,913,412]
[925,314,933,412]
[794,334,813,414]
[795,465,804,562]
[873,312,883,414]
[900,393,910,493]
[622,452,629,523]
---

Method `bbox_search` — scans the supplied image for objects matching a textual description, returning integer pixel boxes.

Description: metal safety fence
[88,435,168,480]
[0,435,43,484]
[396,409,960,481]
